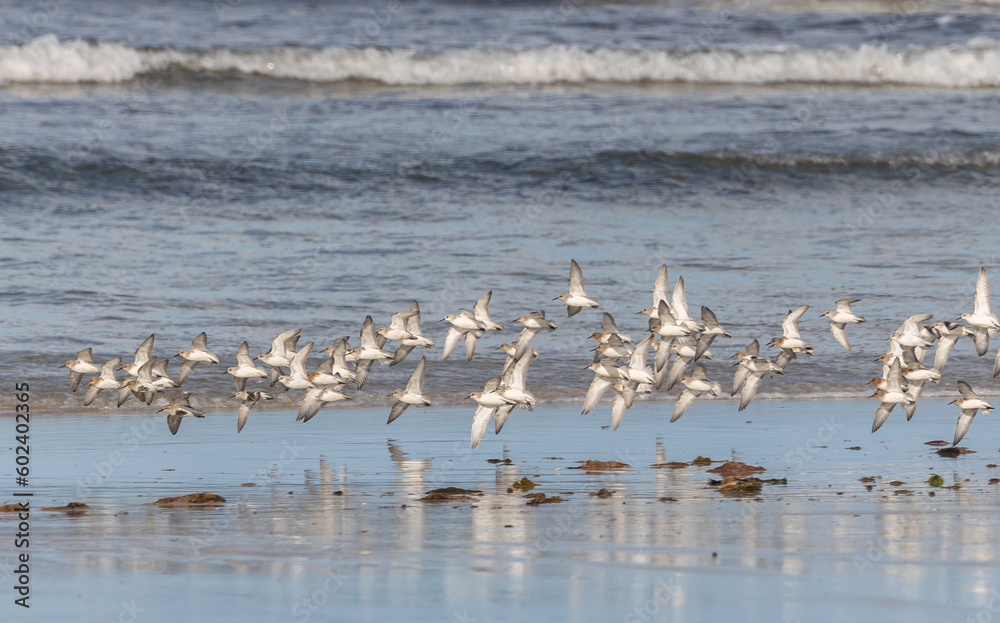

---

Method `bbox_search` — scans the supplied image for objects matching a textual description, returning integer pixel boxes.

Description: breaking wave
[6,34,1000,88]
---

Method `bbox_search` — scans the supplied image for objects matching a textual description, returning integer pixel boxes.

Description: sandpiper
[353,325,390,390]
[608,380,632,430]
[469,377,516,448]
[959,267,1000,356]
[227,341,268,392]
[441,308,485,361]
[589,312,633,345]
[352,315,393,368]
[473,291,504,332]
[649,301,694,339]
[277,342,316,390]
[511,311,557,359]
[928,321,970,373]
[322,338,357,383]
[695,306,731,361]
[619,335,655,385]
[495,348,539,434]
[554,259,599,317]
[177,332,219,385]
[158,394,205,435]
[890,314,934,350]
[83,357,123,407]
[769,305,813,354]
[871,359,914,433]
[821,299,865,351]
[672,365,721,422]
[638,264,670,319]
[950,381,994,445]
[670,277,704,333]
[63,347,100,393]
[387,356,430,424]
[297,386,350,423]
[389,301,435,365]
[121,334,155,377]
[233,390,273,433]
[258,328,302,386]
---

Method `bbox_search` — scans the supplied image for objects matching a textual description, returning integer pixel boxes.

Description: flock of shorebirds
[62,261,998,447]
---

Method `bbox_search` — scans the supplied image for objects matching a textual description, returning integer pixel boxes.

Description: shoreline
[2,398,999,622]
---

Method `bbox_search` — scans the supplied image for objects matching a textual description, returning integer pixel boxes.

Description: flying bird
[554,259,599,317]
[387,357,431,424]
[821,299,865,351]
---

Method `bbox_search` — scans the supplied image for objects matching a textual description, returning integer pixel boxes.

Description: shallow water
[5,400,1000,622]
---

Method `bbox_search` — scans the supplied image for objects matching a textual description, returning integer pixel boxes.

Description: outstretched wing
[611,394,627,431]
[601,312,619,334]
[582,376,613,415]
[739,373,763,412]
[974,327,990,357]
[192,332,209,351]
[387,401,409,424]
[237,402,253,433]
[405,357,427,394]
[671,389,698,422]
[297,388,325,422]
[830,322,851,351]
[471,405,495,448]
[671,277,691,321]
[954,409,977,445]
[442,327,464,361]
[568,259,587,296]
[167,412,182,435]
[464,332,480,361]
[835,299,860,313]
[872,402,895,432]
[473,292,492,323]
[975,267,991,315]
[652,264,669,309]
[957,381,978,401]
[494,404,515,434]
[781,305,809,340]
[177,360,198,386]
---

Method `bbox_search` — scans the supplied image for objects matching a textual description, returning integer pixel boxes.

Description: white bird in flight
[387,356,431,424]
[950,381,994,445]
[63,347,100,393]
[227,341,268,392]
[959,266,1000,356]
[233,390,273,433]
[769,305,813,354]
[177,332,220,385]
[158,393,205,435]
[821,299,865,351]
[554,259,599,317]
[871,359,914,433]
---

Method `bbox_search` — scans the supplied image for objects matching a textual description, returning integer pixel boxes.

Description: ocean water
[1,0,1000,416]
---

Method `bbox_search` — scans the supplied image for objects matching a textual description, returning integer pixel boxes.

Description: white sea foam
[5,34,1000,88]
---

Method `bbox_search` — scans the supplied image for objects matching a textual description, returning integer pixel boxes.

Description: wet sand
[4,398,1000,622]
